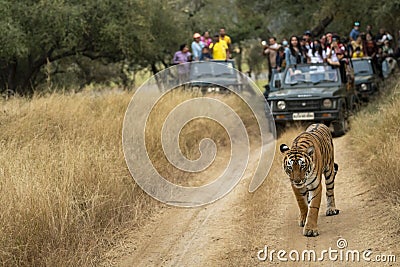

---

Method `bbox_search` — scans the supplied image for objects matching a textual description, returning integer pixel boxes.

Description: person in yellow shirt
[209,33,228,60]
[351,36,364,58]
[219,28,231,58]
[352,47,364,58]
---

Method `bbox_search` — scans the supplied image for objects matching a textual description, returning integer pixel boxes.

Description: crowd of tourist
[172,28,232,65]
[172,23,400,79]
[262,22,400,78]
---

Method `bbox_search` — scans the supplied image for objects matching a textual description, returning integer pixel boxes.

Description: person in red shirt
[363,33,378,59]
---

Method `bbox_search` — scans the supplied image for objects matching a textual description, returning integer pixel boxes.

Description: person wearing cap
[209,33,228,60]
[303,30,313,51]
[191,33,205,61]
[349,22,360,42]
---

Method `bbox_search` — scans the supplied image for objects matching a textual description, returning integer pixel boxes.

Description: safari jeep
[188,60,243,93]
[352,57,381,102]
[266,63,359,136]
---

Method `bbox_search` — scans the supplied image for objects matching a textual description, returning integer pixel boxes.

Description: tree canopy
[0,0,398,94]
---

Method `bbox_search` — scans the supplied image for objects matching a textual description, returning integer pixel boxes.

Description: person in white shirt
[191,33,205,61]
[326,38,345,64]
[307,39,326,63]
[263,37,281,79]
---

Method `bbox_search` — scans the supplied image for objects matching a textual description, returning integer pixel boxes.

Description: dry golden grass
[0,90,156,266]
[0,89,262,266]
[350,77,400,222]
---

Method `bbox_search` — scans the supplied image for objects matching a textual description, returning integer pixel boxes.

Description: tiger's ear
[307,146,314,156]
[280,144,290,153]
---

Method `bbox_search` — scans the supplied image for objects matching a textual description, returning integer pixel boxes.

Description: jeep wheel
[332,107,349,137]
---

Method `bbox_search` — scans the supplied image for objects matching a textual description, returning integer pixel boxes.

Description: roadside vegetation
[0,89,260,266]
[350,77,400,227]
[0,90,148,265]
[0,73,398,266]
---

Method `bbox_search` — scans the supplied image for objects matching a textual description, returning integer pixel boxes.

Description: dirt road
[104,130,399,266]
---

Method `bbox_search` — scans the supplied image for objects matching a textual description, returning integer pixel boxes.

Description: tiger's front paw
[326,208,339,216]
[303,227,319,237]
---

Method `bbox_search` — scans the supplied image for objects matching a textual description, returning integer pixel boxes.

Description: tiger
[280,123,339,237]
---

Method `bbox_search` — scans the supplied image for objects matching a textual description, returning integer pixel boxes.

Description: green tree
[0,0,186,95]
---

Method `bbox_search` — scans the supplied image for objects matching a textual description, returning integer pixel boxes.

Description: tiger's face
[280,144,314,188]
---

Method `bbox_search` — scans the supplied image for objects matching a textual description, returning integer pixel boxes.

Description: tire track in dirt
[104,143,266,266]
[103,130,399,266]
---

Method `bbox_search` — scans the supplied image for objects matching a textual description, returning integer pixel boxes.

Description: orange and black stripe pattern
[280,123,339,237]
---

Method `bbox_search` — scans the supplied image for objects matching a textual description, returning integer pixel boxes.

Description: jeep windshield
[283,64,339,87]
[189,61,237,81]
[352,59,373,76]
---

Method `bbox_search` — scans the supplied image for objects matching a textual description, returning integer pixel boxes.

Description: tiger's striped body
[280,123,339,237]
